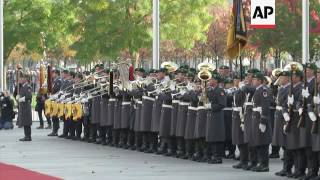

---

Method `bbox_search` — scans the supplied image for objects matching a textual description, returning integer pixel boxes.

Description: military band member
[65,71,76,139]
[157,83,173,154]
[88,64,104,143]
[139,69,157,152]
[175,69,191,158]
[97,69,110,145]
[81,71,93,142]
[130,68,146,150]
[148,69,168,153]
[112,71,122,146]
[17,73,33,141]
[119,83,133,148]
[57,69,73,138]
[48,69,62,136]
[72,73,85,140]
[168,69,188,156]
[183,76,200,159]
[205,73,226,164]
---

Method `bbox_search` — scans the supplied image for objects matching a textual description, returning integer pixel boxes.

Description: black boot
[132,132,142,151]
[140,133,148,152]
[165,137,176,157]
[176,138,185,158]
[182,140,194,160]
[145,133,158,153]
[200,143,209,162]
[192,140,203,161]
[157,139,167,155]
[111,130,120,147]
[269,146,280,158]
[118,130,127,148]
[126,130,134,149]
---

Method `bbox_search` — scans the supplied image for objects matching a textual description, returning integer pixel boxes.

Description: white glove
[299,108,303,116]
[240,123,245,132]
[308,112,317,122]
[170,83,176,91]
[180,89,186,96]
[287,95,294,106]
[19,96,25,102]
[16,95,20,100]
[186,83,193,91]
[283,125,288,133]
[302,87,310,98]
[283,112,290,122]
[81,98,88,103]
[314,95,320,105]
[259,123,266,133]
[239,82,245,89]
[205,103,211,109]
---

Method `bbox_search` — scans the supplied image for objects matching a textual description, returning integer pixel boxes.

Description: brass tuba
[272,68,283,77]
[197,62,215,105]
[161,61,179,73]
[284,62,303,72]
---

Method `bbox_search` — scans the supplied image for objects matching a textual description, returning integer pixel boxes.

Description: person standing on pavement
[17,73,33,141]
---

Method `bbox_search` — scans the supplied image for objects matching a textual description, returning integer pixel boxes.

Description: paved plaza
[0,123,285,180]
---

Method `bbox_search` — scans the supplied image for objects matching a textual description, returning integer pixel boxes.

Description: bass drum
[44,100,52,117]
[72,103,83,121]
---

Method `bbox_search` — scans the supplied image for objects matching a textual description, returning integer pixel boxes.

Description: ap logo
[250,0,276,29]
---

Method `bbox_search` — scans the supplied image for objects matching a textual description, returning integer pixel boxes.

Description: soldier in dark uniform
[66,71,77,139]
[269,74,281,159]
[157,82,173,155]
[175,76,192,158]
[192,95,207,162]
[58,69,73,138]
[248,73,272,172]
[112,71,122,147]
[81,71,93,142]
[48,69,62,136]
[17,73,33,141]
[97,69,110,145]
[119,88,133,148]
[183,77,200,159]
[224,78,236,159]
[88,64,104,143]
[283,70,304,178]
[310,69,320,180]
[35,89,49,129]
[273,71,293,176]
[130,68,147,150]
[68,73,84,140]
[205,73,226,164]
[232,74,249,169]
[242,69,259,171]
[167,69,187,156]
[297,63,318,180]
[147,68,169,153]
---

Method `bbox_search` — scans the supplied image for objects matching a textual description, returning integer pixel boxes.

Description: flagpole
[302,0,309,64]
[0,0,3,91]
[152,0,160,69]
